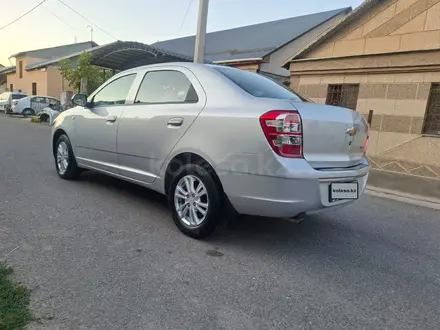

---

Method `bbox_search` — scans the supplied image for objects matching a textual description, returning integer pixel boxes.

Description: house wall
[6,56,48,95]
[288,0,440,180]
[304,0,440,58]
[261,11,348,77]
[293,70,440,179]
[46,65,75,98]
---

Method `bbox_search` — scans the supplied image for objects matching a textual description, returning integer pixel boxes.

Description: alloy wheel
[56,142,69,175]
[174,174,209,226]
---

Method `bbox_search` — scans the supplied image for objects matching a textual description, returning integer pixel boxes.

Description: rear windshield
[12,94,27,100]
[214,67,304,102]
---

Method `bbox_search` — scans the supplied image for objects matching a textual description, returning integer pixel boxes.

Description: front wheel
[168,164,225,239]
[55,135,81,180]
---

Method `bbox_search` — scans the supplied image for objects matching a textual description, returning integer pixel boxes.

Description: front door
[75,73,137,173]
[117,68,205,184]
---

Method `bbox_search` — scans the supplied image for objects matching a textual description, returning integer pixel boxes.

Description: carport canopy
[26,41,198,72]
[88,41,195,71]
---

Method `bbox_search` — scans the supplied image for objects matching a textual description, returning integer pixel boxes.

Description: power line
[57,0,118,40]
[180,0,193,32]
[36,0,77,32]
[0,0,47,31]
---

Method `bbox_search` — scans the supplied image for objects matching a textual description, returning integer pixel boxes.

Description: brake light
[259,110,303,158]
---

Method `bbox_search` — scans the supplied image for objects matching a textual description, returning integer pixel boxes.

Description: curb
[365,185,440,210]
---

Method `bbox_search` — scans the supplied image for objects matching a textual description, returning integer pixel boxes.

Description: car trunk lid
[292,102,368,169]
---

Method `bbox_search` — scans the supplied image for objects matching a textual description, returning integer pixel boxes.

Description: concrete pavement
[1,116,440,330]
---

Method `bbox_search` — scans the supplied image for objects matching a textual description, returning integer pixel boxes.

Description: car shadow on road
[75,171,430,286]
[77,170,352,249]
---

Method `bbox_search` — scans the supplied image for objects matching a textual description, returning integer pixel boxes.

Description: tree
[58,52,113,94]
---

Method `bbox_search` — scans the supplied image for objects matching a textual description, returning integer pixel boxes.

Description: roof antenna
[86,25,94,42]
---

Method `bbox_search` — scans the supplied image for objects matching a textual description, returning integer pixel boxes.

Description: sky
[0,0,364,66]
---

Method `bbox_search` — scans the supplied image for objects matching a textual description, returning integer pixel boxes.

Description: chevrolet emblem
[346,127,358,136]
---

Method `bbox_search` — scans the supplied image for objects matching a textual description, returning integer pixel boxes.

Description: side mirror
[72,94,88,107]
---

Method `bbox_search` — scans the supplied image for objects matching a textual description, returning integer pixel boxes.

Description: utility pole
[194,0,209,63]
[87,25,94,42]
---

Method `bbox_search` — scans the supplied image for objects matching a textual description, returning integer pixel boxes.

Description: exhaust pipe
[287,212,307,224]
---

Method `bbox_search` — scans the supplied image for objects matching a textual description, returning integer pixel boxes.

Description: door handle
[106,115,117,123]
[167,117,183,128]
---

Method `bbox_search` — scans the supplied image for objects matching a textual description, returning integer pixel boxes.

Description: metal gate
[325,84,359,111]
[423,84,440,136]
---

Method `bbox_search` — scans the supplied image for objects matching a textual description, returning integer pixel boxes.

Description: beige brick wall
[305,0,440,59]
[292,74,440,178]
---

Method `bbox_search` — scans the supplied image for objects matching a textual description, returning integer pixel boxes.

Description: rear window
[12,94,27,100]
[214,67,304,101]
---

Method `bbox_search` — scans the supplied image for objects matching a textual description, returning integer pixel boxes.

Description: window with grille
[326,84,359,111]
[32,82,37,95]
[423,84,440,136]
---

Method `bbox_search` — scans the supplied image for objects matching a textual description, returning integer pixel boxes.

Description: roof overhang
[0,66,16,75]
[26,41,198,71]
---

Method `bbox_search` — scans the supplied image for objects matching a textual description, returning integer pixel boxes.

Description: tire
[54,134,81,180]
[22,108,35,116]
[168,164,225,239]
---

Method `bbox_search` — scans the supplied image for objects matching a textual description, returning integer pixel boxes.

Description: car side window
[134,70,199,104]
[32,97,46,103]
[92,74,136,107]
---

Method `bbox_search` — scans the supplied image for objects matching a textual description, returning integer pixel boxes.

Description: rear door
[117,67,206,183]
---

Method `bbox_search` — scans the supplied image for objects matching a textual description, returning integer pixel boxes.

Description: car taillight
[259,110,303,158]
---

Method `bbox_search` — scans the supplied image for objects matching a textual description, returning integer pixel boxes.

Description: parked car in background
[0,92,27,113]
[51,63,370,238]
[11,96,60,115]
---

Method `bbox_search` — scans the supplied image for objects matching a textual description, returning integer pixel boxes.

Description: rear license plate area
[329,182,358,202]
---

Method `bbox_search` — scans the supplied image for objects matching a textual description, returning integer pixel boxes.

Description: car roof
[122,62,220,72]
[27,95,59,99]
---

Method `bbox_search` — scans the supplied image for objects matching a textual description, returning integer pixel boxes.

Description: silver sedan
[52,63,370,238]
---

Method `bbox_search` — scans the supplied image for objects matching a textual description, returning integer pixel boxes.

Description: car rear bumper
[217,153,370,218]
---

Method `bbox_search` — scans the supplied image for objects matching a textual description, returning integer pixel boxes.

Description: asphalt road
[1,115,439,330]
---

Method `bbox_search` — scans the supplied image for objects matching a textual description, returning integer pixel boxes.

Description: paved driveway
[0,116,439,330]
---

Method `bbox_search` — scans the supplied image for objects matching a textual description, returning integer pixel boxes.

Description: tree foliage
[58,52,113,95]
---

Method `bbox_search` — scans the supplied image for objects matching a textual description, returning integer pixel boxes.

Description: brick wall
[293,71,440,179]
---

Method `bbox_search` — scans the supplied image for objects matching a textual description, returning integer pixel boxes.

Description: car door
[117,67,206,184]
[74,73,137,173]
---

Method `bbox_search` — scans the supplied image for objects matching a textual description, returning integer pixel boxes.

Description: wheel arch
[52,128,67,157]
[164,152,224,196]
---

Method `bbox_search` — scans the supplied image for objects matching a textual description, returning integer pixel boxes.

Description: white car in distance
[12,96,60,115]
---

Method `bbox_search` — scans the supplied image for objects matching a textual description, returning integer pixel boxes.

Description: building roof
[9,41,98,60]
[152,7,351,63]
[284,0,377,65]
[26,41,196,71]
[0,66,16,75]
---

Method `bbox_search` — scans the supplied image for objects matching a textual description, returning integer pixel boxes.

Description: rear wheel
[55,135,81,180]
[168,164,225,238]
[22,108,35,116]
